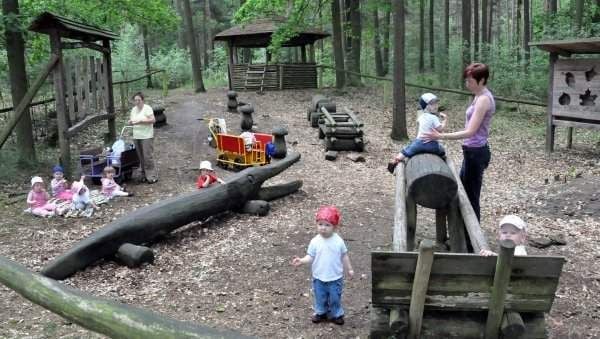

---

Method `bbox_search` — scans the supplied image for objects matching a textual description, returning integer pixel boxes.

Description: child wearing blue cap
[50,165,73,200]
[387,93,448,173]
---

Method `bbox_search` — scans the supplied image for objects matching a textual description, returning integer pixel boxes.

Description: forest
[0,0,599,338]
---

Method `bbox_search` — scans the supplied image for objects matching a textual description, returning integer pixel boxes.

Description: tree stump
[272,126,288,158]
[405,154,457,209]
[116,243,154,268]
[239,104,254,131]
[153,106,167,128]
[227,90,238,113]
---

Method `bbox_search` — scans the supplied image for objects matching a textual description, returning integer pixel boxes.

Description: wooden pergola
[214,18,329,91]
[531,38,600,153]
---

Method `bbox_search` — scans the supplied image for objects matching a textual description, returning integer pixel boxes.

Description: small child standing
[196,161,225,189]
[292,206,354,325]
[27,176,58,217]
[50,165,73,201]
[70,177,98,216]
[480,215,528,256]
[101,166,132,199]
[388,93,447,173]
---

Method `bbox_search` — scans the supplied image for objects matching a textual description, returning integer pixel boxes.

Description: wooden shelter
[214,18,329,91]
[530,38,600,153]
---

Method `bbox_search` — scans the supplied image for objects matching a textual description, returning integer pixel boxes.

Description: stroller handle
[120,125,133,138]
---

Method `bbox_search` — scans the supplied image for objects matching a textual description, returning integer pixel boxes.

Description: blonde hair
[103,166,116,176]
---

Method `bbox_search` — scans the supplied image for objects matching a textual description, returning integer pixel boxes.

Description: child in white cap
[388,93,448,173]
[480,214,528,256]
[27,176,58,217]
[70,176,98,214]
[196,161,225,189]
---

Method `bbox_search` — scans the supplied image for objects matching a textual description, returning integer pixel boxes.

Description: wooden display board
[552,59,600,122]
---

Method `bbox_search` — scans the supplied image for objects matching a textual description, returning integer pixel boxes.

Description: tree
[3,0,36,164]
[523,0,531,67]
[182,0,206,92]
[473,0,479,60]
[482,0,488,47]
[462,0,472,69]
[575,0,584,33]
[429,0,434,70]
[383,8,391,75]
[373,6,385,76]
[331,0,345,88]
[347,0,362,86]
[444,0,449,83]
[142,26,153,88]
[391,0,407,140]
[418,0,424,73]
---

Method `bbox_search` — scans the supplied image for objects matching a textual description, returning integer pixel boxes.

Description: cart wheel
[318,127,325,139]
[233,156,244,171]
[310,112,320,128]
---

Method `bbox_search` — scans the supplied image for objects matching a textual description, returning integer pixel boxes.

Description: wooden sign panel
[553,59,600,122]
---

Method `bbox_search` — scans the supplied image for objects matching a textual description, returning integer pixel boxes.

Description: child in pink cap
[27,176,57,217]
[292,206,354,325]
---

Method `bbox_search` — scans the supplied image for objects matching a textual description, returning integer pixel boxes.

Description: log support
[484,240,516,339]
[408,240,435,339]
[116,243,154,268]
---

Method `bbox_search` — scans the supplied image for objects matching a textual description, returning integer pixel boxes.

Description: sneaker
[331,316,345,325]
[311,313,327,323]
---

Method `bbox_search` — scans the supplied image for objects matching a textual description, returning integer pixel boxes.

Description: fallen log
[256,180,302,201]
[241,200,270,216]
[42,153,302,280]
[116,243,154,268]
[0,255,251,338]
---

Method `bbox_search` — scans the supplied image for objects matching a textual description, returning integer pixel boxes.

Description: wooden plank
[96,58,105,111]
[485,240,516,339]
[103,40,116,140]
[445,158,489,253]
[553,118,600,130]
[371,252,565,278]
[65,60,76,123]
[408,240,435,339]
[546,53,558,153]
[89,56,97,111]
[393,161,407,252]
[50,31,71,177]
[406,196,417,251]
[0,54,59,149]
[447,199,467,253]
[66,112,114,138]
[80,57,89,119]
[73,57,81,121]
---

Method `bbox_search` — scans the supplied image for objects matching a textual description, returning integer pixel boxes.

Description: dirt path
[0,87,599,338]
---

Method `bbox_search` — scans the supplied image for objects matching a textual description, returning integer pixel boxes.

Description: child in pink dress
[50,165,73,201]
[27,176,57,217]
[101,166,132,199]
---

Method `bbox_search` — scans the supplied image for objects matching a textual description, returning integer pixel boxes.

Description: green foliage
[152,48,193,88]
[112,24,145,83]
[534,3,600,40]
[203,46,228,89]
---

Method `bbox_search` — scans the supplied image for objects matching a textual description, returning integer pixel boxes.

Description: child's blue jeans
[312,278,344,318]
[401,139,445,158]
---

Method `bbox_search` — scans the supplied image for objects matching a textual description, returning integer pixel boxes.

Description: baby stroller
[79,126,140,185]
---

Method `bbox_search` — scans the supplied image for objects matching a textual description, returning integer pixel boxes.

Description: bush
[152,48,193,88]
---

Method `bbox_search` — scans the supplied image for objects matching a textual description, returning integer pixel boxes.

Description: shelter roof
[29,12,118,42]
[530,38,600,55]
[214,18,329,47]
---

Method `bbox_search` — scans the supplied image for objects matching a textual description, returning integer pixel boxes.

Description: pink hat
[316,206,341,226]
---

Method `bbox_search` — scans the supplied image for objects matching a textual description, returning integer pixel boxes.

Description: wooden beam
[406,196,417,251]
[102,40,116,140]
[50,30,71,177]
[66,112,114,138]
[445,158,490,253]
[62,41,110,54]
[435,208,448,245]
[393,161,407,252]
[484,240,516,339]
[447,198,467,252]
[546,53,558,153]
[0,54,59,149]
[408,240,435,339]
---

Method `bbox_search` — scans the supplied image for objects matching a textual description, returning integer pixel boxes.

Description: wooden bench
[371,243,565,338]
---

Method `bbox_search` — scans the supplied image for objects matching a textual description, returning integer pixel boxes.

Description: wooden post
[102,39,116,140]
[484,240,516,339]
[227,41,234,90]
[435,208,448,245]
[447,198,467,253]
[279,64,284,90]
[65,61,75,123]
[50,31,72,177]
[566,127,573,149]
[406,196,417,251]
[89,56,98,111]
[546,52,557,153]
[501,311,525,337]
[408,239,434,339]
[393,162,408,252]
[301,45,307,63]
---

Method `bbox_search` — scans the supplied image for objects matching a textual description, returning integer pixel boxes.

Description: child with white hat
[196,160,225,189]
[480,214,528,256]
[27,176,58,217]
[70,176,98,215]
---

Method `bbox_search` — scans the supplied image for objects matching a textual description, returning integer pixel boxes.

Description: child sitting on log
[50,165,73,201]
[480,214,528,256]
[388,93,447,174]
[196,161,225,189]
[291,206,354,325]
[101,166,132,199]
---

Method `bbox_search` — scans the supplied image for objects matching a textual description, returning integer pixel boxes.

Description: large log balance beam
[0,255,251,338]
[42,153,302,280]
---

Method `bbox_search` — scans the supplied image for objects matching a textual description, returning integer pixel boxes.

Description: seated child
[50,165,73,201]
[196,161,225,189]
[70,177,98,215]
[388,93,447,174]
[480,215,528,256]
[27,176,58,217]
[240,131,256,151]
[101,166,132,199]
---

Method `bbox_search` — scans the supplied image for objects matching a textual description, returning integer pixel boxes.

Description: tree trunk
[429,0,434,70]
[42,153,301,280]
[348,0,362,86]
[488,0,494,45]
[0,256,250,338]
[462,0,472,69]
[331,0,346,88]
[2,0,36,164]
[444,0,450,84]
[383,9,391,76]
[523,0,531,68]
[419,0,425,73]
[481,0,488,47]
[175,0,187,49]
[575,0,583,32]
[182,0,206,92]
[142,26,153,88]
[473,0,479,60]
[391,0,407,140]
[373,7,385,76]
[203,0,211,68]
[516,0,522,53]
